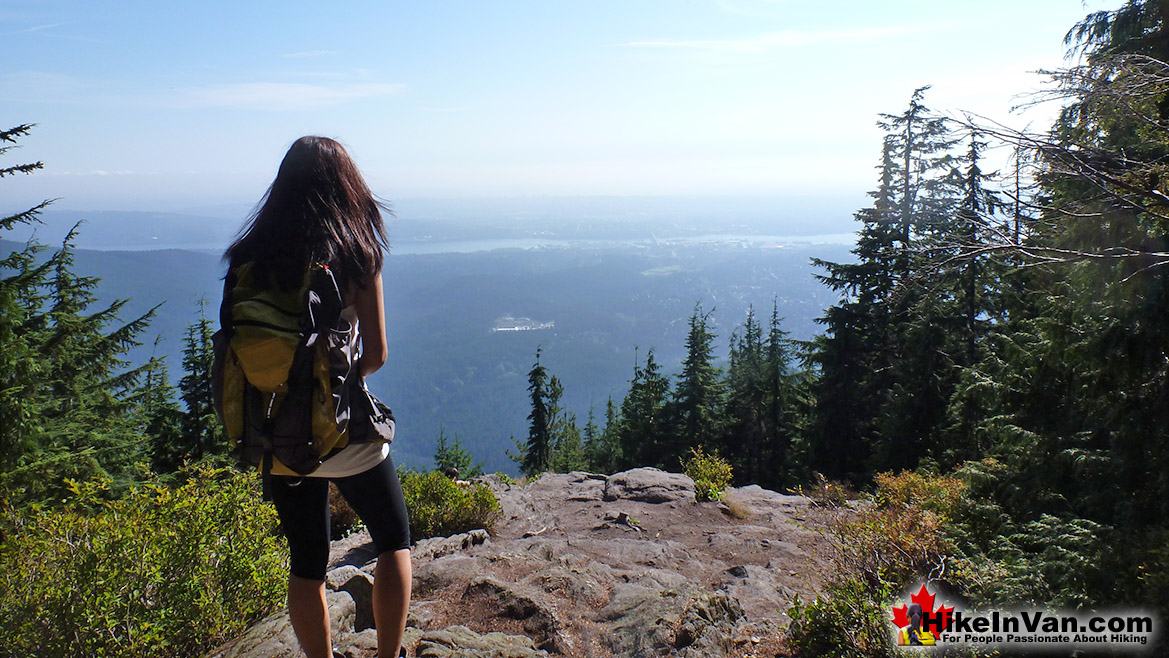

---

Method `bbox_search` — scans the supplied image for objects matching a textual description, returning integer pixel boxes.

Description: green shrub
[785,471,970,657]
[786,578,897,658]
[683,446,733,502]
[833,471,964,588]
[400,470,502,541]
[0,467,287,658]
[873,470,963,520]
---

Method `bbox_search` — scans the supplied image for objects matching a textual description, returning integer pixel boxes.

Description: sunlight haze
[2,0,1124,215]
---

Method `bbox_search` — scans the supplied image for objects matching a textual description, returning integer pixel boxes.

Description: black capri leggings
[270,455,411,581]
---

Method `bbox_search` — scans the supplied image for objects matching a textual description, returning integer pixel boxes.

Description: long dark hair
[224,136,389,291]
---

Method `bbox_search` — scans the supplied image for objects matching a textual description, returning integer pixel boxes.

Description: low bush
[795,473,860,508]
[786,578,898,658]
[683,446,733,502]
[873,470,963,520]
[833,471,964,588]
[785,470,968,657]
[400,470,501,541]
[0,467,287,658]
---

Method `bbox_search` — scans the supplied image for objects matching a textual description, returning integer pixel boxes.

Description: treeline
[514,305,805,491]
[517,0,1169,630]
[0,130,226,508]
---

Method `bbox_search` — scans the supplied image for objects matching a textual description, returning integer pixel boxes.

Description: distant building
[492,315,555,332]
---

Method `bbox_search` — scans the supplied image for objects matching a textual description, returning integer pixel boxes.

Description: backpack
[212,261,367,489]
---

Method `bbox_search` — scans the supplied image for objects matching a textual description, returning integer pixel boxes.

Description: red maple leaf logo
[892,584,954,632]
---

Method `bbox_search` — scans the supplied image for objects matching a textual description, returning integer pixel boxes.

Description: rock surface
[204,469,835,658]
[601,467,696,504]
[206,590,357,658]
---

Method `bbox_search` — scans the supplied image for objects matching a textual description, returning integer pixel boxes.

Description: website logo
[889,583,1158,650]
[892,584,953,646]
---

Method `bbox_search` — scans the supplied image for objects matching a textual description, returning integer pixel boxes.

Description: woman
[224,136,411,658]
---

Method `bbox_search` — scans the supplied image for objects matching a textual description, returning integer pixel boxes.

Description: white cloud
[21,22,63,33]
[175,82,404,111]
[0,22,60,36]
[625,25,928,53]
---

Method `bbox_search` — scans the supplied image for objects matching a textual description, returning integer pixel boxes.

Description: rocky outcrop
[205,591,356,658]
[602,467,696,504]
[204,469,835,658]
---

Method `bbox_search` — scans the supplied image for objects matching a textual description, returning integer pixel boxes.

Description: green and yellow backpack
[212,262,366,489]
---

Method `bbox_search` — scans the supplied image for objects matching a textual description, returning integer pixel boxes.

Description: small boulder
[417,625,550,657]
[326,566,376,631]
[334,627,424,658]
[564,471,607,501]
[413,528,490,562]
[603,468,696,504]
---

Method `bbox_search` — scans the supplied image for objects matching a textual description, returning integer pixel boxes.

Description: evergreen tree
[667,303,722,467]
[722,306,767,484]
[518,347,552,477]
[0,125,48,476]
[721,303,803,488]
[580,404,599,467]
[587,396,622,474]
[806,88,962,480]
[616,349,670,470]
[0,125,158,504]
[176,300,224,466]
[547,375,586,473]
[868,89,961,473]
[806,138,901,480]
[136,339,183,474]
[762,303,803,485]
[934,133,1007,463]
[579,403,620,474]
[434,428,482,478]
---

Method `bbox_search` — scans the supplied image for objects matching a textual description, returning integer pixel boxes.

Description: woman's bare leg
[288,575,331,658]
[374,548,412,657]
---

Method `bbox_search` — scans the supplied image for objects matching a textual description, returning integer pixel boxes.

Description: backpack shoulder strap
[306,263,345,333]
[218,267,239,339]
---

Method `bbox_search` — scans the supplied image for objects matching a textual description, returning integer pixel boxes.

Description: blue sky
[2,0,1122,214]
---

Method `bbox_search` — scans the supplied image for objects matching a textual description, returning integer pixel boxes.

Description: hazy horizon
[8,193,864,253]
